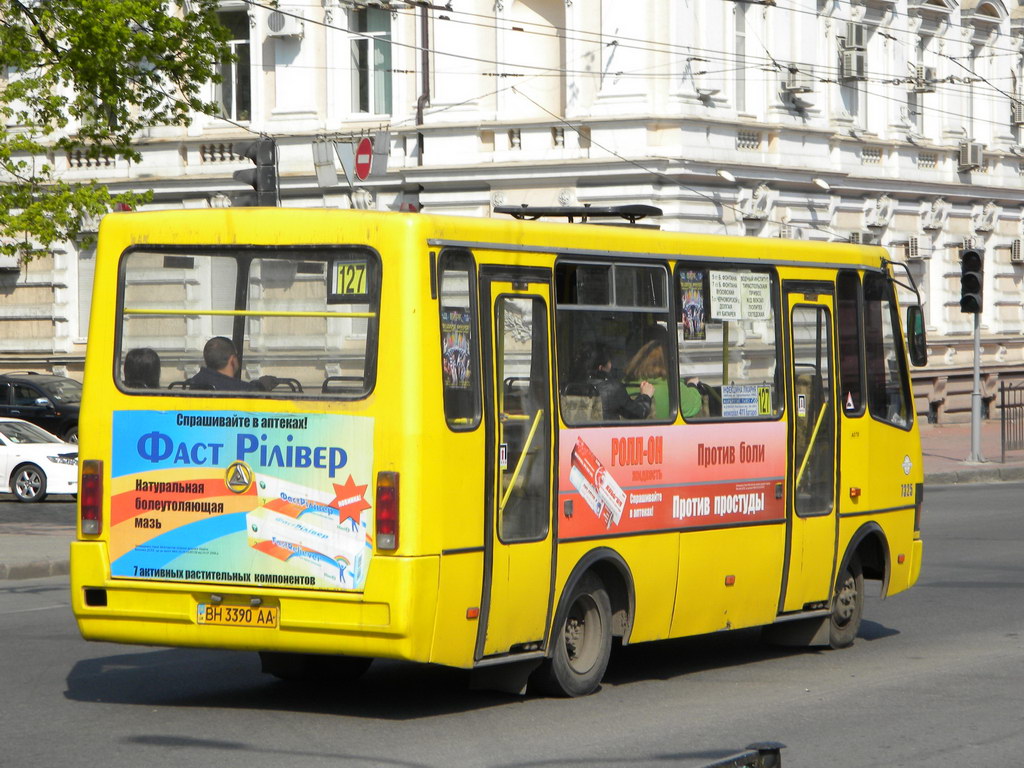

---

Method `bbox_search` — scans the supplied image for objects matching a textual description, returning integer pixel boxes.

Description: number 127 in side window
[329,259,369,301]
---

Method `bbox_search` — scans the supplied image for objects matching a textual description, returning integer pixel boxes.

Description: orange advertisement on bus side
[557,421,786,539]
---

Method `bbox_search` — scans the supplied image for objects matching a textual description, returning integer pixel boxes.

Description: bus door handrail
[499,408,544,513]
[795,400,829,490]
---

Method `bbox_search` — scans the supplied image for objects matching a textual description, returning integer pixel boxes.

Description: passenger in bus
[679,377,708,419]
[123,347,161,389]
[624,329,671,419]
[588,343,654,420]
[186,336,279,392]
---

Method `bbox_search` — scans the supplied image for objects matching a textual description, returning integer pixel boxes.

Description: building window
[350,7,392,115]
[77,244,96,341]
[734,3,747,112]
[217,11,251,122]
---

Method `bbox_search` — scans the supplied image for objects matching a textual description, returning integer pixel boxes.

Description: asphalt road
[1,482,1022,768]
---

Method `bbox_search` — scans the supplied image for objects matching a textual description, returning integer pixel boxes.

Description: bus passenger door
[782,286,838,613]
[477,276,555,660]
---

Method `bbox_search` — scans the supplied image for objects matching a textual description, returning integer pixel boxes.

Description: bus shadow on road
[602,620,900,686]
[64,647,510,718]
[65,620,901,716]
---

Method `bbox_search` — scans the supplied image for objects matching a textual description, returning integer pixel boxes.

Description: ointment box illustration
[250,536,347,586]
[247,496,367,587]
[569,437,626,528]
[254,475,345,524]
[568,465,604,519]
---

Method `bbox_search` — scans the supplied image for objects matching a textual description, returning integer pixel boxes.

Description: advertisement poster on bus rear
[109,410,374,591]
[558,422,786,539]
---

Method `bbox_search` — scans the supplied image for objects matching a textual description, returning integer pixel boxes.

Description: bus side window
[555,261,674,425]
[864,272,913,429]
[675,265,781,421]
[837,271,865,416]
[438,250,481,430]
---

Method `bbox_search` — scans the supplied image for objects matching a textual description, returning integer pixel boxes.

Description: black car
[0,373,81,443]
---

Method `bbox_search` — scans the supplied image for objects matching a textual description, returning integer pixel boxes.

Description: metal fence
[1000,381,1024,463]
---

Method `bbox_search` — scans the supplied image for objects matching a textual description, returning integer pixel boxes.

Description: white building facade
[4,0,1024,421]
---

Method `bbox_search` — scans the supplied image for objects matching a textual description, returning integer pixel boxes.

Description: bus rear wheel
[829,555,864,649]
[532,573,612,697]
[259,651,372,684]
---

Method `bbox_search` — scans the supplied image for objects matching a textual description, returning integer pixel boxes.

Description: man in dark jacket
[588,344,653,420]
[187,336,278,392]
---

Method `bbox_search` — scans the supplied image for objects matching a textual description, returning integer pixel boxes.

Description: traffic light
[233,137,279,206]
[959,247,984,314]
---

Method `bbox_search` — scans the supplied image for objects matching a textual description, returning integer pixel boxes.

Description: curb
[0,558,70,581]
[926,466,1024,486]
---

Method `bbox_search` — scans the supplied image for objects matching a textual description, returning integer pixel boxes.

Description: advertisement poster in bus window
[679,269,707,341]
[109,410,374,591]
[441,308,473,389]
[558,422,786,540]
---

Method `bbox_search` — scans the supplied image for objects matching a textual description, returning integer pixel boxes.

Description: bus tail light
[81,460,103,535]
[375,471,399,550]
[914,482,924,532]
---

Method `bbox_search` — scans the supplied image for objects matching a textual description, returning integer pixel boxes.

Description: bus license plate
[197,603,279,628]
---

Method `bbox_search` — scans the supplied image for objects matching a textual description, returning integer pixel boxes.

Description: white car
[0,417,78,502]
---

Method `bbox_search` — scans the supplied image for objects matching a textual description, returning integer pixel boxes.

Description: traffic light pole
[969,312,984,463]
[959,246,985,462]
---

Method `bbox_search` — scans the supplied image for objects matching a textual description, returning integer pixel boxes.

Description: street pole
[969,311,984,462]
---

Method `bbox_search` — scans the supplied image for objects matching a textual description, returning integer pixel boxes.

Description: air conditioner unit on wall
[958,141,984,172]
[905,237,921,260]
[267,8,304,37]
[782,64,815,94]
[1012,98,1024,126]
[1012,239,1023,263]
[912,65,936,94]
[841,50,867,82]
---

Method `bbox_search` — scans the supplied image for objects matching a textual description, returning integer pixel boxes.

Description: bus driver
[588,343,654,420]
[186,336,279,392]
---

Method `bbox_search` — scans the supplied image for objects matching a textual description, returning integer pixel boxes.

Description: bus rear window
[116,247,380,399]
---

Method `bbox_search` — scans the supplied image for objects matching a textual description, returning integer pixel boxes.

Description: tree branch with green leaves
[0,0,232,262]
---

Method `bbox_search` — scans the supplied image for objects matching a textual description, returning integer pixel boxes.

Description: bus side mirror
[906,305,927,367]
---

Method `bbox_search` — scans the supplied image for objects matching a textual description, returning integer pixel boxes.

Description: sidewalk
[919,419,1024,485]
[2,419,1022,581]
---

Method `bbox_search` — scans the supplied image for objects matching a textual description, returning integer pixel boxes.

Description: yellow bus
[71,206,926,696]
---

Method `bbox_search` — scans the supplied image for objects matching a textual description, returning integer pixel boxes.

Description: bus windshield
[116,247,380,398]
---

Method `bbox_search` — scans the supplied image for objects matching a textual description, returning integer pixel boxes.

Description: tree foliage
[0,0,231,262]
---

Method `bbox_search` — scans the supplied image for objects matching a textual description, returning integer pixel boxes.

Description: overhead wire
[239,0,1024,122]
[205,0,1024,235]
[507,85,851,241]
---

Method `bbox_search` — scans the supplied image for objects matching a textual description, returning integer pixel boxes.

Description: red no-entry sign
[354,137,373,181]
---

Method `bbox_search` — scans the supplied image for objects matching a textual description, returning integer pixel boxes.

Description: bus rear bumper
[70,540,440,664]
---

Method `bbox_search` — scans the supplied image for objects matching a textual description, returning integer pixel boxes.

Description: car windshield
[40,378,82,404]
[0,421,62,444]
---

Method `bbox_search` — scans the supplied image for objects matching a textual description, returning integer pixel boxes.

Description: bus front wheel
[829,555,864,649]
[532,573,612,697]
